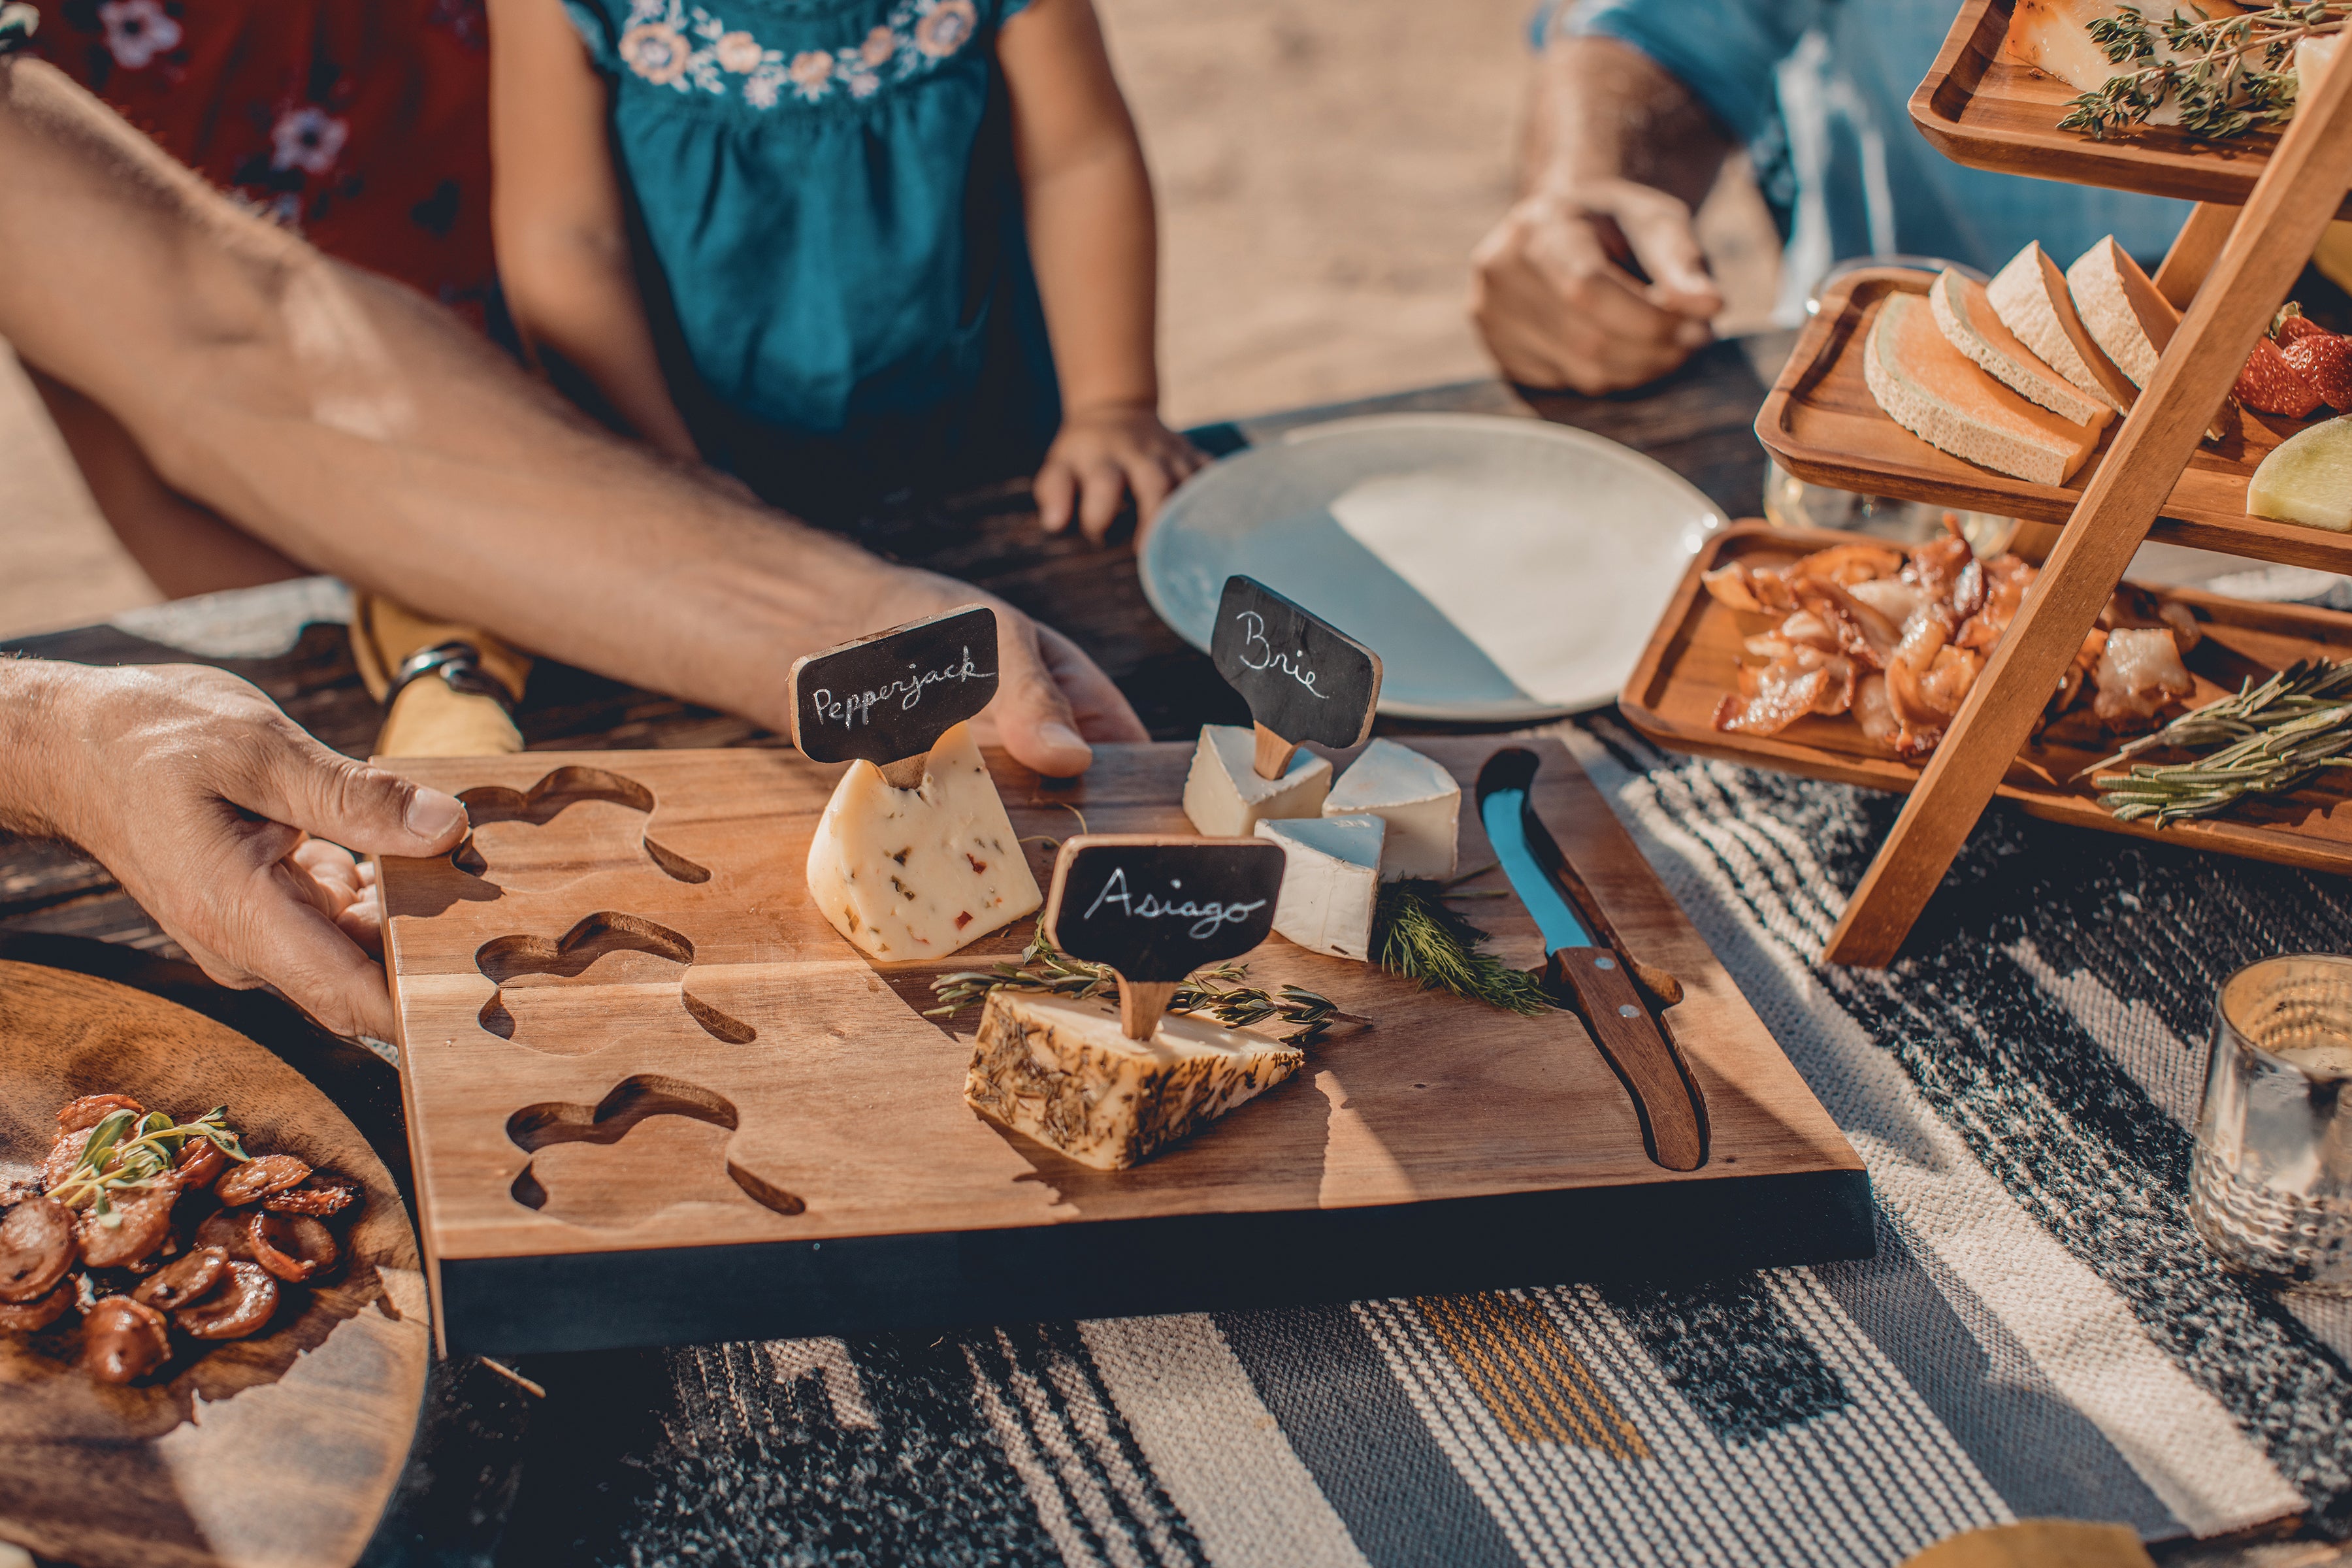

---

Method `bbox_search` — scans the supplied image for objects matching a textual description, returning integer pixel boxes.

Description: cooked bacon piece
[2093,627,2194,723]
[1956,555,2037,653]
[1846,575,1924,630]
[82,1296,171,1383]
[1810,581,1901,668]
[1904,523,1976,610]
[42,1128,91,1194]
[1853,674,1899,746]
[0,1198,76,1304]
[1701,559,1803,615]
[1791,542,1904,585]
[2101,583,2203,655]
[57,1096,143,1134]
[215,1155,310,1208]
[1714,647,1854,736]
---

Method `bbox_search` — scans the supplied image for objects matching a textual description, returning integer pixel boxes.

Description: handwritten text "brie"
[811,647,992,730]
[1234,612,1327,698]
[1083,868,1266,939]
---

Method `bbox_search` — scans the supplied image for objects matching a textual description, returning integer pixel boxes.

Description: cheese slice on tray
[1256,813,1384,961]
[1930,268,2112,428]
[806,720,1041,962]
[2004,0,2244,125]
[966,991,1305,1169]
[1864,291,2101,485]
[1182,724,1331,836]
[1986,242,2134,414]
[1323,738,1459,881]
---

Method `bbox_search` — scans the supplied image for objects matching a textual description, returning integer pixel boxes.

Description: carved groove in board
[472,911,756,1048]
[505,1074,805,1221]
[452,766,711,886]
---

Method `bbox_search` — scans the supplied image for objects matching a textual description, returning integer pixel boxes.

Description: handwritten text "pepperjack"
[811,647,993,730]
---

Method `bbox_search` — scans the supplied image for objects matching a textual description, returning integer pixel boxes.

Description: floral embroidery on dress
[615,0,982,110]
[270,105,350,174]
[96,0,180,69]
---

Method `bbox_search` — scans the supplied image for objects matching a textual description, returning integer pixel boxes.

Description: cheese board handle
[1118,979,1179,1042]
[1250,722,1298,783]
[1550,947,1705,1171]
[876,753,929,790]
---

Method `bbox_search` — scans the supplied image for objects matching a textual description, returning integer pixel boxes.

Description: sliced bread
[1986,242,2135,414]
[1930,267,2112,427]
[1865,292,2100,486]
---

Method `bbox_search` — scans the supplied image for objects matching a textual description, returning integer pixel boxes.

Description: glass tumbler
[2190,954,2352,1290]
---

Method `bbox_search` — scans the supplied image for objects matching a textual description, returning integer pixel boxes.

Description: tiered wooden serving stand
[1750,0,2352,965]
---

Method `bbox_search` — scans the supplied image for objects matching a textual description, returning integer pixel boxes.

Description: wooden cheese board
[1757,267,2352,572]
[0,960,429,1568]
[1910,0,2352,215]
[376,738,1868,1356]
[1621,522,2352,872]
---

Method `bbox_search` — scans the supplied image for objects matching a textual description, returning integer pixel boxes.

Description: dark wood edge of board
[1906,0,2352,217]
[1754,269,2352,578]
[1618,521,2352,872]
[434,1168,1876,1356]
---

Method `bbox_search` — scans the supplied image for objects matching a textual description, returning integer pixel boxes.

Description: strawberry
[2236,336,2325,418]
[2278,316,2352,410]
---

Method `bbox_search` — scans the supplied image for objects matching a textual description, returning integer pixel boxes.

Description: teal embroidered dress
[565,0,1058,513]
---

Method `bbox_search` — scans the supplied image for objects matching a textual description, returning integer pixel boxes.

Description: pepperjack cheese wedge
[1930,268,2112,428]
[806,721,1041,961]
[966,991,1305,1169]
[1256,814,1384,961]
[1986,242,2135,414]
[1865,293,2101,485]
[1323,737,1461,881]
[1181,723,1332,836]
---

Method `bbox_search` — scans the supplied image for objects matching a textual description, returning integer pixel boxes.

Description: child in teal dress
[488,0,1200,532]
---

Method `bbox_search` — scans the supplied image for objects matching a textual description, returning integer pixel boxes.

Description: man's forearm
[0,660,71,841]
[1522,36,1730,212]
[0,59,936,735]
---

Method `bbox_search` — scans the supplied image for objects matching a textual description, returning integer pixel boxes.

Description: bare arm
[1471,37,1733,393]
[0,57,1143,772]
[1000,0,1201,540]
[487,0,700,460]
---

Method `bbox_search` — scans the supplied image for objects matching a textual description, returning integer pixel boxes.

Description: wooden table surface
[2,336,2326,1566]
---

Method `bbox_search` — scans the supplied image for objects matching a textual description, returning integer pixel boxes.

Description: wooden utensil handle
[1550,947,1705,1171]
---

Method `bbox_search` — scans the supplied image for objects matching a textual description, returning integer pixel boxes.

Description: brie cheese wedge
[966,991,1305,1169]
[1324,738,1460,880]
[806,721,1041,962]
[1256,813,1384,962]
[1181,724,1331,836]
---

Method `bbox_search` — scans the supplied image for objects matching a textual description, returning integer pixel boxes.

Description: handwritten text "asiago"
[1083,868,1266,939]
[1234,611,1328,699]
[811,647,992,730]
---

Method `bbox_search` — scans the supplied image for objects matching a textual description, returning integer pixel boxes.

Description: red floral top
[31,1,497,323]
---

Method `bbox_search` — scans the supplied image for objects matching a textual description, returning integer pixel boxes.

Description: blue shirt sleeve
[1533,0,1827,146]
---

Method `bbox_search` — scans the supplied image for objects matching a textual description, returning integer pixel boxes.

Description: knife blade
[1477,766,1706,1172]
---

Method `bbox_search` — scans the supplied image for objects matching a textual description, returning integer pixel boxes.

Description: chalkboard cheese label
[1209,576,1381,751]
[787,605,1000,766]
[1046,835,1284,983]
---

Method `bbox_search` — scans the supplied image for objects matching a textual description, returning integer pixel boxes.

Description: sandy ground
[0,0,1779,639]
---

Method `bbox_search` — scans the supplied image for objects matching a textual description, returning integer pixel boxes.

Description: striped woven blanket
[494,720,2352,1566]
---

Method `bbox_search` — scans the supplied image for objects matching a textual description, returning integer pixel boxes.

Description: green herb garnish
[2057,3,2340,142]
[1375,879,1556,1017]
[2086,657,2352,825]
[48,1106,248,1222]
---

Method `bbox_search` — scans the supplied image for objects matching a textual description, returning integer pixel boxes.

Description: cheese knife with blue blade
[1477,752,1705,1171]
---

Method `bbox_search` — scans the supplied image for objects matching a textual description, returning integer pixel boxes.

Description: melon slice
[1987,242,2134,414]
[1930,268,2112,427]
[1864,292,2101,485]
[2248,416,2352,531]
[2066,237,2176,387]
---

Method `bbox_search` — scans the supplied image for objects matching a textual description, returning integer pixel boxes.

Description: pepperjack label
[787,605,999,766]
[1209,576,1381,750]
[1046,836,1284,981]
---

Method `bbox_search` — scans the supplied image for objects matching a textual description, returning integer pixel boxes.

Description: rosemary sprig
[2078,657,2352,779]
[2087,661,2352,825]
[927,926,1359,1045]
[48,1106,248,1224]
[1375,880,1557,1017]
[2057,2,2341,140]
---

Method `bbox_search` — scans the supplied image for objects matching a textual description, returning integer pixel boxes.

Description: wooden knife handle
[1550,947,1705,1171]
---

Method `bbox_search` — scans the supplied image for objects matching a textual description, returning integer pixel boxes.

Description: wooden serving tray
[1912,0,2352,215]
[376,739,1867,1356]
[1622,522,2352,870]
[1757,267,2352,572]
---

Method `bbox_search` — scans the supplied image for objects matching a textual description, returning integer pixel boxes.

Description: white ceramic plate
[1141,414,1725,722]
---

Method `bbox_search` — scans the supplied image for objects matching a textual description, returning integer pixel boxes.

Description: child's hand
[1034,404,1207,543]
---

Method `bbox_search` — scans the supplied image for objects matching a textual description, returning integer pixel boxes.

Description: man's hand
[1,662,470,1040]
[1471,182,1724,395]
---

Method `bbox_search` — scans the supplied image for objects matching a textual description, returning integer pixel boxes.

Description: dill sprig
[1375,879,1558,1017]
[2085,657,2352,823]
[2057,2,2342,141]
[927,926,1360,1045]
[48,1107,248,1225]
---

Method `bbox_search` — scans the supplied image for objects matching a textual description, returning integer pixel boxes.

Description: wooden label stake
[787,605,998,787]
[1045,836,1286,1041]
[1209,576,1381,781]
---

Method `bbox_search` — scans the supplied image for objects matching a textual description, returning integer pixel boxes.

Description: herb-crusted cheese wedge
[966,992,1303,1169]
[806,721,1040,961]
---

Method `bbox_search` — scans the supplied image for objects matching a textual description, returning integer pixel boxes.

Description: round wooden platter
[0,960,429,1568]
